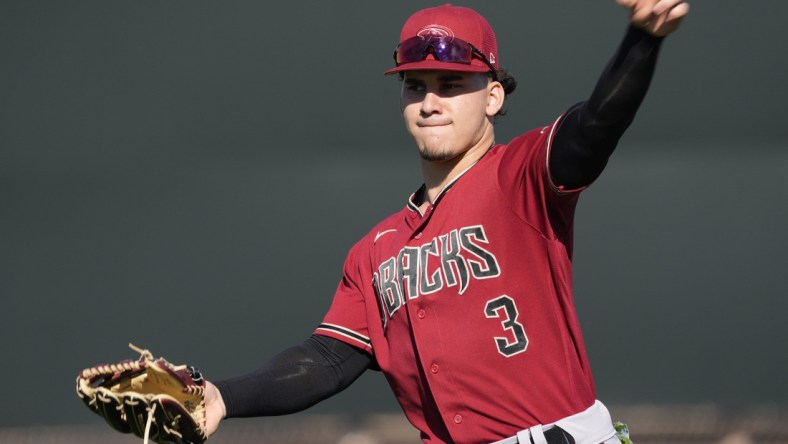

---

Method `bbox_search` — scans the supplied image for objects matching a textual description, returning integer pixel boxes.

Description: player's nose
[420,91,443,116]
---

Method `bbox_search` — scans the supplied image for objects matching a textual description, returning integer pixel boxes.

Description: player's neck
[419,136,495,208]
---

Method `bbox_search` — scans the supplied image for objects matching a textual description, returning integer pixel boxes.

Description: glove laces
[144,403,156,444]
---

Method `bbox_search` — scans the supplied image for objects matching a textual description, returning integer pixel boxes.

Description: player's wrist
[205,380,227,436]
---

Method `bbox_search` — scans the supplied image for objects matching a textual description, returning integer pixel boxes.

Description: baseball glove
[76,343,207,444]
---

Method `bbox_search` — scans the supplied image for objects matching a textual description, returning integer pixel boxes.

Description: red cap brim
[384,59,492,76]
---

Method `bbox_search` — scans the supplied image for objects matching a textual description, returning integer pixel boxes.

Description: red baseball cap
[385,4,498,76]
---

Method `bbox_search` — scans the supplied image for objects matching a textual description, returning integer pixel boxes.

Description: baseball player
[202,1,689,443]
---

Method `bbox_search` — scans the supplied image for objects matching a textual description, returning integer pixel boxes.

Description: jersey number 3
[484,295,528,357]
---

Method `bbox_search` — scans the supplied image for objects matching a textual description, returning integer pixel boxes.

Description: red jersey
[316,117,596,443]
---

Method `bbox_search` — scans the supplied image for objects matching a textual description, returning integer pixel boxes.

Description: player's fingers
[653,0,688,17]
[650,1,689,35]
[625,0,666,28]
[616,0,650,23]
[630,8,653,28]
[665,2,690,22]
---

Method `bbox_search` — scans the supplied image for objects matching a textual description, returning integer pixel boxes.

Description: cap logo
[416,25,454,40]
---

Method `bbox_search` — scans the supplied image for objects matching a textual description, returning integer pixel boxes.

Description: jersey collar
[406,144,495,217]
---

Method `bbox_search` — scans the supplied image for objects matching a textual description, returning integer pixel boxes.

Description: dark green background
[2,1,786,427]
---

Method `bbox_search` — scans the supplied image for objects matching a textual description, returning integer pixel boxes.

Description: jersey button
[453,414,463,424]
[414,232,422,239]
[430,364,439,374]
[417,309,426,319]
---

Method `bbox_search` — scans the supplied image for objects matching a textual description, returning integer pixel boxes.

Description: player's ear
[486,80,504,117]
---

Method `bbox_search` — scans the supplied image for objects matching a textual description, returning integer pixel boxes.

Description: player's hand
[616,0,690,37]
[204,380,227,437]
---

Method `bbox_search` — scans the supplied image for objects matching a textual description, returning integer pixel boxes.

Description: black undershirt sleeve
[549,26,665,190]
[214,335,372,418]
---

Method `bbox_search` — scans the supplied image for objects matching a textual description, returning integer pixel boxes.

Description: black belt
[516,425,576,444]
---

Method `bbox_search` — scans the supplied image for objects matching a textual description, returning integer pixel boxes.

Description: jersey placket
[404,195,476,442]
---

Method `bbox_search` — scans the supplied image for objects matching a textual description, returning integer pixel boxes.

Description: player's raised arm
[548,0,689,191]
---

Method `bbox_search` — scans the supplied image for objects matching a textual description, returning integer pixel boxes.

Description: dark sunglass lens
[447,40,472,63]
[428,37,471,63]
[396,38,428,64]
[395,36,476,65]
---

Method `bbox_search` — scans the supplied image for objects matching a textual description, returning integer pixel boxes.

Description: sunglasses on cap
[393,35,497,77]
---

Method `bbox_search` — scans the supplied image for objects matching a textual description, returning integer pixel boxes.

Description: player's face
[400,70,503,163]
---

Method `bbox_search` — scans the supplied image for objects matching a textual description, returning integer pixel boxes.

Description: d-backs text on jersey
[373,225,501,324]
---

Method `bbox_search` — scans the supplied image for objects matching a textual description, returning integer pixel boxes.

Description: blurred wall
[1,0,786,427]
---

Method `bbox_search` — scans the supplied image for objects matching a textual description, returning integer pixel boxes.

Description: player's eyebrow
[435,73,465,82]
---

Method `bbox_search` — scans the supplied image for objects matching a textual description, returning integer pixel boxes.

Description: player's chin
[418,146,457,162]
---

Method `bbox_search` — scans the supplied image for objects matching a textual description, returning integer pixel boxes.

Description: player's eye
[404,81,426,92]
[438,82,466,95]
